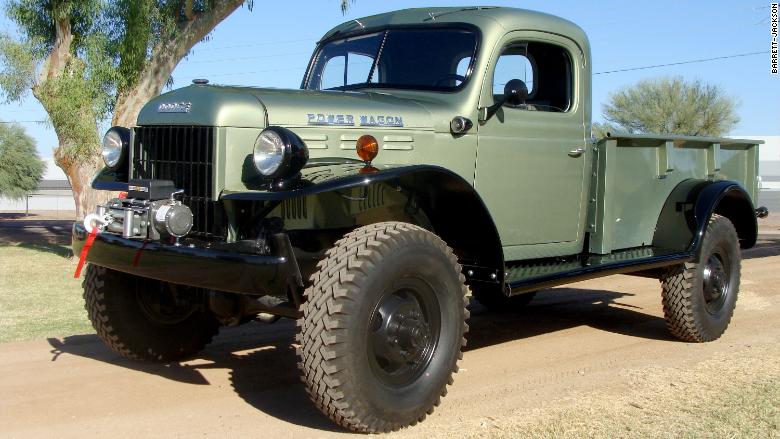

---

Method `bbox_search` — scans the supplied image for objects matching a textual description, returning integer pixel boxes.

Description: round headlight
[101,127,129,169]
[253,129,285,177]
[253,127,309,181]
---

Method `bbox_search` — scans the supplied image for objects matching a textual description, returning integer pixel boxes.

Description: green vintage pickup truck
[74,6,767,432]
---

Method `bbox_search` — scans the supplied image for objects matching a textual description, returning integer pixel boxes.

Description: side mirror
[480,78,529,123]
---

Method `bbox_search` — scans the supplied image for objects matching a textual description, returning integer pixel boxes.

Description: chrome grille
[132,126,226,240]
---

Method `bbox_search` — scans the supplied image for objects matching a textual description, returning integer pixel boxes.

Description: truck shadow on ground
[465,287,674,351]
[46,287,674,431]
[743,234,780,259]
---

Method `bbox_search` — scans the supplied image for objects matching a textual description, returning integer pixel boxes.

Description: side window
[492,41,573,112]
[347,54,374,84]
[320,56,345,90]
[320,53,376,90]
[456,56,472,77]
[493,52,534,97]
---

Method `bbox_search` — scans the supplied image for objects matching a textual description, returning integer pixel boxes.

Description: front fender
[653,179,758,253]
[222,163,505,284]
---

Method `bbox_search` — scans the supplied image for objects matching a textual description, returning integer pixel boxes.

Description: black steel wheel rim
[367,278,441,387]
[136,281,196,325]
[702,249,731,315]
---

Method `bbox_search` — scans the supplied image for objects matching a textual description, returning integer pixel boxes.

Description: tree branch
[34,17,73,95]
[112,0,246,127]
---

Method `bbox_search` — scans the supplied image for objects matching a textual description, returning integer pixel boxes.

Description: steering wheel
[434,74,467,87]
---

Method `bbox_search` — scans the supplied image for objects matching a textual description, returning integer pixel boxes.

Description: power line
[1,50,770,125]
[184,50,771,80]
[593,51,769,75]
[186,51,311,64]
[194,38,317,52]
[180,66,307,78]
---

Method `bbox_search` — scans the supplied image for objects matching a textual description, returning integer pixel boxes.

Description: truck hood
[137,85,435,130]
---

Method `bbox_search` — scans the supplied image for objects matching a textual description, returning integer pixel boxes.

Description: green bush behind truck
[73,7,767,433]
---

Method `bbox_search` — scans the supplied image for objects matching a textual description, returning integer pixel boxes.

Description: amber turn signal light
[356,135,379,163]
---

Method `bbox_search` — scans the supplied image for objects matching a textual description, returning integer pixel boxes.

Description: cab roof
[321,6,588,49]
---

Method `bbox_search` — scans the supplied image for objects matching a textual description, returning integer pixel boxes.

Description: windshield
[304,28,478,92]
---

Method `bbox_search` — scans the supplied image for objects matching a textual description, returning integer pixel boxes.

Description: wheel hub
[702,253,729,313]
[390,309,430,360]
[136,281,197,325]
[369,287,439,386]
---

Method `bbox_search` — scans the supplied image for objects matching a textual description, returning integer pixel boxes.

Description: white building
[0,157,76,212]
[746,135,780,189]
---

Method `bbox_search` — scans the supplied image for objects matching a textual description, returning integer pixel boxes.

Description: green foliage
[1,2,115,161]
[0,122,45,200]
[36,63,101,160]
[591,121,616,139]
[5,0,103,59]
[0,34,37,103]
[601,76,739,137]
[114,0,153,92]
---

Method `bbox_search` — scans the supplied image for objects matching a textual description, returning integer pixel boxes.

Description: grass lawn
[415,346,780,439]
[504,352,780,439]
[0,244,92,343]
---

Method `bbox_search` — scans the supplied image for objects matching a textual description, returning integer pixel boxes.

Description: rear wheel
[660,214,741,342]
[296,222,469,433]
[83,265,220,362]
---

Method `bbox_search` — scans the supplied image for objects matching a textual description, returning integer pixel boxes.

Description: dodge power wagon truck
[73,7,767,433]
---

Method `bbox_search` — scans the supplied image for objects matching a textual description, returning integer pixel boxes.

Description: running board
[505,247,692,295]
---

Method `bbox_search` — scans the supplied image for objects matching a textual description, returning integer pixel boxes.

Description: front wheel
[296,222,469,433]
[83,265,220,362]
[660,214,741,342]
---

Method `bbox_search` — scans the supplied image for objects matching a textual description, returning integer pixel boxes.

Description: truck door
[475,32,589,259]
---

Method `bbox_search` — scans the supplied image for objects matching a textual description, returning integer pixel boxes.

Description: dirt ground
[0,222,778,437]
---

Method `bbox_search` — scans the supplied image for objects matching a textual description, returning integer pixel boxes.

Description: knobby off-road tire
[660,214,741,342]
[83,265,220,362]
[296,222,469,433]
[472,289,536,311]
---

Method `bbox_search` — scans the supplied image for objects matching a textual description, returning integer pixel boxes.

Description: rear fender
[653,179,757,253]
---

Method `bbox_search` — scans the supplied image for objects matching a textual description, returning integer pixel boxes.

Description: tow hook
[756,206,769,219]
[83,212,113,233]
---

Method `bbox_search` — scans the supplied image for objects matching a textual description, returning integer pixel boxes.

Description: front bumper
[72,223,296,296]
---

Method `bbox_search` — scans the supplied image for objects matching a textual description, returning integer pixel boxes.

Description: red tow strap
[74,229,98,278]
[132,240,149,267]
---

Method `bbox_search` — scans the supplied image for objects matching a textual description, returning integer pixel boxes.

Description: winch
[83,179,193,242]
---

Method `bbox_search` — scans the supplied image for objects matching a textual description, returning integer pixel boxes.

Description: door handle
[568,148,586,157]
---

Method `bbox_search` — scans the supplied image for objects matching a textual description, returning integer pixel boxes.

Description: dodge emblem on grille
[157,102,192,113]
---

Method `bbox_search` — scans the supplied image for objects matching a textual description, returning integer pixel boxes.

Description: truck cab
[74,7,765,434]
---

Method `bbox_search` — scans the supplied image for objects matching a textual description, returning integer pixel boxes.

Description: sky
[1,0,778,158]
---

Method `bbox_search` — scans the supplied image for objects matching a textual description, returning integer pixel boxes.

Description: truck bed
[586,134,760,255]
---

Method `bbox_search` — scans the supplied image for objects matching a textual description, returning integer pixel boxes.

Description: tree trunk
[25,0,248,221]
[54,146,107,220]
